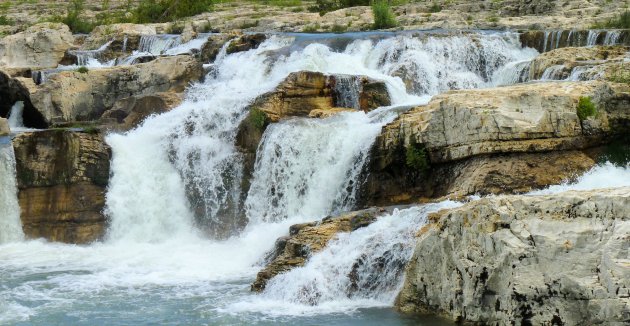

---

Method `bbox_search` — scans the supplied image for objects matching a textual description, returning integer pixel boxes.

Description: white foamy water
[0,31,548,325]
[232,201,462,316]
[529,162,630,195]
[0,142,23,243]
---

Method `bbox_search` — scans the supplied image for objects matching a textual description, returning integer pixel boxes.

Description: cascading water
[233,202,462,315]
[0,139,23,243]
[333,75,363,109]
[0,31,561,325]
[7,101,24,129]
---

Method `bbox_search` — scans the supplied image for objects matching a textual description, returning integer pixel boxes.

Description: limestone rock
[226,33,267,54]
[0,23,74,70]
[377,81,614,164]
[101,92,183,131]
[18,55,202,125]
[249,71,391,123]
[397,187,630,325]
[13,130,111,244]
[0,118,9,136]
[251,207,386,292]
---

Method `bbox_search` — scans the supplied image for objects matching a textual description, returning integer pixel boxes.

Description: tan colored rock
[0,23,74,70]
[17,55,202,125]
[529,46,627,80]
[0,118,9,136]
[101,92,183,131]
[438,150,596,197]
[378,81,614,164]
[13,130,111,244]
[251,71,390,122]
[251,207,386,292]
[397,187,630,325]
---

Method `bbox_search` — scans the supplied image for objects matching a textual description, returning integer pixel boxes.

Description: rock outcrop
[251,207,387,292]
[397,187,630,325]
[14,55,202,125]
[13,130,111,244]
[0,23,74,70]
[363,81,627,205]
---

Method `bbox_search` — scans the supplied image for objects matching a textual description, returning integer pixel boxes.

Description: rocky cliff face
[13,130,111,244]
[396,187,630,325]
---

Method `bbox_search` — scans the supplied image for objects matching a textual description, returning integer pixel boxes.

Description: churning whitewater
[3,31,623,325]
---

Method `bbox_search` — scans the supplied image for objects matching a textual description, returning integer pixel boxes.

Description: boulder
[199,33,238,63]
[16,55,202,125]
[0,23,74,70]
[226,33,267,55]
[251,207,386,292]
[362,81,627,206]
[397,187,630,325]
[245,71,390,123]
[13,130,111,244]
[377,81,614,165]
[101,92,183,131]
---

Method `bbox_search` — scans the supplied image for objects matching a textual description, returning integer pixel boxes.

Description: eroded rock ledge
[13,130,111,244]
[364,81,630,205]
[396,187,630,325]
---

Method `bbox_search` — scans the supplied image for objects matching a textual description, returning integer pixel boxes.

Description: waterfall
[603,30,622,45]
[105,31,533,241]
[332,75,362,109]
[587,30,600,46]
[540,64,567,80]
[137,34,182,55]
[7,101,24,129]
[232,201,462,314]
[0,140,23,243]
[72,40,114,67]
[491,59,532,86]
[245,109,397,224]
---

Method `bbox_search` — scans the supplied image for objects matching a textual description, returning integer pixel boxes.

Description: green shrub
[577,96,597,121]
[59,0,95,33]
[372,0,397,29]
[249,108,268,130]
[314,0,370,14]
[77,66,89,73]
[592,10,630,28]
[0,15,12,26]
[406,143,430,173]
[428,3,442,13]
[134,0,213,24]
[330,24,347,33]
